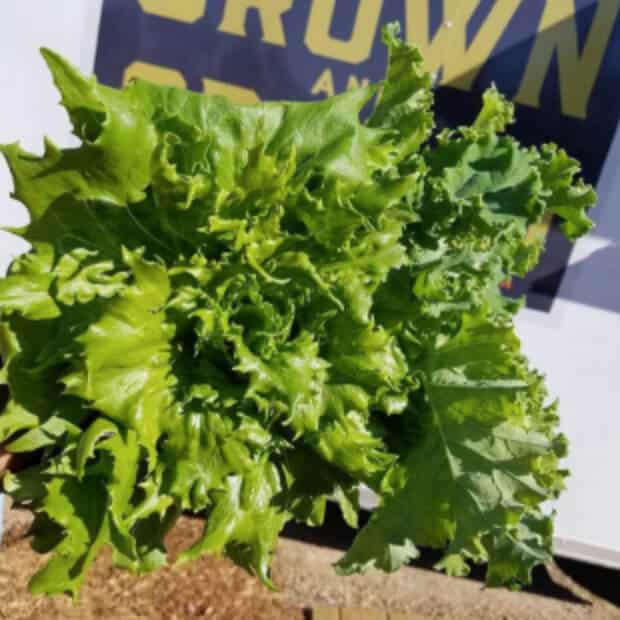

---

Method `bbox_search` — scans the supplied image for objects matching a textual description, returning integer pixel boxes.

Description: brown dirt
[1,504,619,620]
[272,539,620,620]
[0,512,300,620]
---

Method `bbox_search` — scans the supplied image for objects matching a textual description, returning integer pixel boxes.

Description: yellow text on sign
[135,0,620,119]
[515,0,620,119]
[138,0,206,23]
[405,0,520,90]
[123,61,187,88]
[306,0,382,64]
[123,61,260,104]
[219,0,293,46]
[310,69,370,98]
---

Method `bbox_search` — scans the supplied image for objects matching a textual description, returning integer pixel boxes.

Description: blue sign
[94,0,620,312]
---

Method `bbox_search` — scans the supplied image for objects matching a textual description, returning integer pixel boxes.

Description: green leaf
[0,405,39,444]
[333,483,360,529]
[29,477,110,598]
[535,144,595,240]
[370,21,434,159]
[7,415,80,452]
[337,314,565,584]
[234,331,329,434]
[179,468,287,586]
[75,417,119,478]
[54,249,128,306]
[313,385,396,483]
[63,249,174,460]
[0,245,59,319]
[472,86,515,134]
[0,50,156,222]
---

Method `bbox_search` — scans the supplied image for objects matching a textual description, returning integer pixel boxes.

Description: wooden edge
[310,609,437,620]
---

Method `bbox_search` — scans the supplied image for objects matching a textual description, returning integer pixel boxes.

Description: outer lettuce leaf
[369,22,434,159]
[63,249,174,463]
[27,476,110,597]
[0,50,156,220]
[336,314,566,585]
[0,24,594,597]
[179,468,287,586]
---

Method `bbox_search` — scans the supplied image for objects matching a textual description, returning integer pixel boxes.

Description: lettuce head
[0,24,594,597]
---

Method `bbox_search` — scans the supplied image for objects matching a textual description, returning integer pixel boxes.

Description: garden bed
[1,504,618,620]
[0,510,298,620]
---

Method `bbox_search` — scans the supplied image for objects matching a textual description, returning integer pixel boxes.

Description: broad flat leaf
[179,468,287,586]
[0,50,156,220]
[337,314,566,585]
[63,249,174,460]
[29,476,109,598]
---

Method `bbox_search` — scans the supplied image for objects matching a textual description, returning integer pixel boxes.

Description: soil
[0,511,300,620]
[273,538,620,620]
[1,504,619,620]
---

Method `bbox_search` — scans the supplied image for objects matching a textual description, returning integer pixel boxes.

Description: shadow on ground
[283,503,619,608]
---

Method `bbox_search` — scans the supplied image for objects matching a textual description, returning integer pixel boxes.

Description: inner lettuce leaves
[0,24,594,597]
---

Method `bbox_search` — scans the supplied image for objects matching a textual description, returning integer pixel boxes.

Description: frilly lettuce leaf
[336,313,567,586]
[0,23,593,597]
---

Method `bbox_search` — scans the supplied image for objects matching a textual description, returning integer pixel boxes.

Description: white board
[0,1,102,275]
[513,120,620,569]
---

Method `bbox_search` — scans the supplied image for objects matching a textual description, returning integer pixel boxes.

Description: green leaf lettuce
[0,23,593,597]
